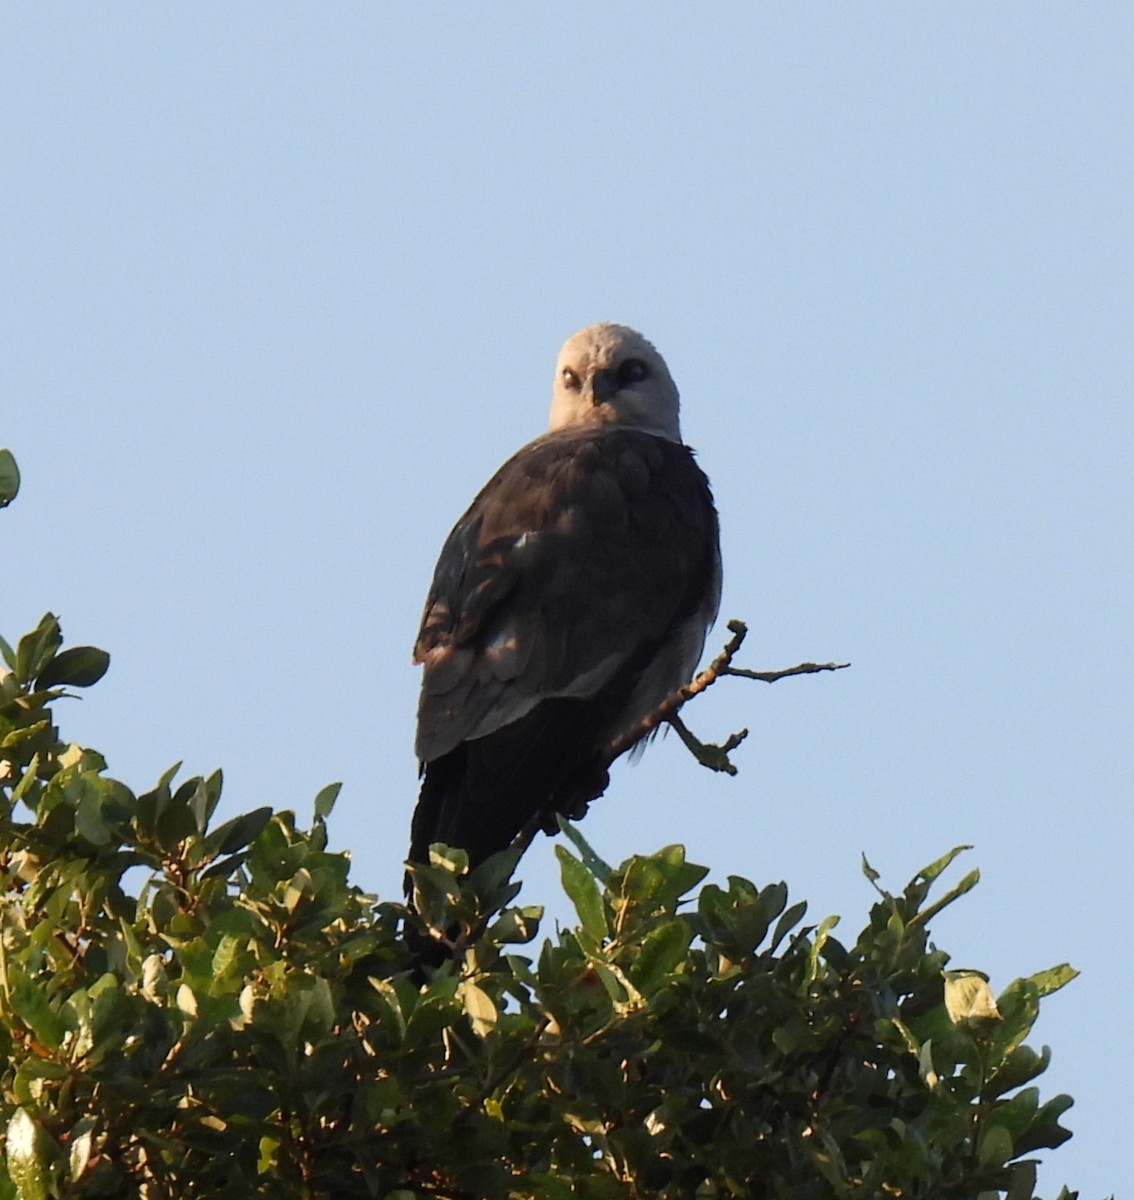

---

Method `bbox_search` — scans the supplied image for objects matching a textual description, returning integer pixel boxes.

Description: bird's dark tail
[408,695,614,876]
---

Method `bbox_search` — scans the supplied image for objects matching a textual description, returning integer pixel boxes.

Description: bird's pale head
[548,323,681,441]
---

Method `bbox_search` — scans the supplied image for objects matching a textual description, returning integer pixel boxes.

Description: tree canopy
[0,609,1082,1198]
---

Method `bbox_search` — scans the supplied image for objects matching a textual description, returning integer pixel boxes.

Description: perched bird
[408,323,721,873]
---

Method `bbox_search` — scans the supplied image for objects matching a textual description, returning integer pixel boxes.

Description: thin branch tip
[604,617,848,768]
[727,660,851,684]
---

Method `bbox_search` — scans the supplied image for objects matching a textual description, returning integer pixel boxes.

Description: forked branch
[605,619,849,773]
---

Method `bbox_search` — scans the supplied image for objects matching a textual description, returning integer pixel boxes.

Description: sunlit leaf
[912,867,980,928]
[489,904,543,945]
[914,844,973,887]
[6,1108,56,1200]
[1028,963,1079,997]
[68,1117,96,1182]
[461,978,498,1037]
[945,972,1002,1024]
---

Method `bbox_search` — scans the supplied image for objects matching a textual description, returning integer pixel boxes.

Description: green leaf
[557,817,613,881]
[805,914,840,986]
[986,1043,1052,1099]
[1014,1093,1075,1154]
[977,1121,1014,1167]
[35,645,110,690]
[772,1016,810,1056]
[204,806,273,857]
[612,846,708,919]
[312,780,341,820]
[630,918,694,992]
[989,1086,1041,1141]
[469,843,524,896]
[769,896,807,953]
[0,448,19,508]
[6,1109,58,1200]
[68,1117,97,1183]
[182,776,211,834]
[1028,963,1079,997]
[651,844,710,900]
[154,782,201,850]
[575,928,643,1009]
[407,860,464,916]
[912,867,980,928]
[489,904,543,945]
[945,972,1002,1025]
[73,778,115,846]
[993,979,1043,1059]
[10,752,41,804]
[427,843,469,875]
[556,846,608,940]
[15,614,63,685]
[915,844,974,888]
[199,851,248,881]
[157,760,183,790]
[1004,1160,1038,1200]
[257,1135,281,1175]
[460,978,498,1037]
[10,973,66,1050]
[12,1059,69,1110]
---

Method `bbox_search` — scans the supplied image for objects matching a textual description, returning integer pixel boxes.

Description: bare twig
[726,660,851,683]
[605,619,849,771]
[667,712,748,776]
[604,619,748,760]
[507,618,848,879]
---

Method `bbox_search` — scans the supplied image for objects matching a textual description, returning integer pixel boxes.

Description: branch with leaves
[0,588,1085,1199]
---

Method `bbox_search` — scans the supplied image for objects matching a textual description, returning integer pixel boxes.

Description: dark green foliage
[0,449,19,509]
[0,613,1085,1198]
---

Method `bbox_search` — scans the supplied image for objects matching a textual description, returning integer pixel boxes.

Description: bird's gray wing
[414,426,719,762]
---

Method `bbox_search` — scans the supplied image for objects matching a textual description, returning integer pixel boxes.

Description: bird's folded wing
[414,426,718,762]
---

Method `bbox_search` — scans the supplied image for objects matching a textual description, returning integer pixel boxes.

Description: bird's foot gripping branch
[0,612,1085,1198]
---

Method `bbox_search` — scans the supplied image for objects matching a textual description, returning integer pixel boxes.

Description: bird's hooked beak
[589,369,617,405]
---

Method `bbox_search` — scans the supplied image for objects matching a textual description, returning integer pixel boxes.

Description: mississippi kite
[408,323,721,871]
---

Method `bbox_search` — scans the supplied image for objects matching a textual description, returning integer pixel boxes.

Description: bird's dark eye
[616,358,649,387]
[561,368,581,390]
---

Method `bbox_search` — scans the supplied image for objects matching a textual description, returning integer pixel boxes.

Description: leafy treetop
[0,611,1086,1199]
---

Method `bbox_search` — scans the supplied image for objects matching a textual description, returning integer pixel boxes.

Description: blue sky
[3,7,1130,1195]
